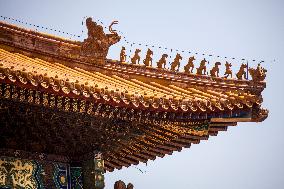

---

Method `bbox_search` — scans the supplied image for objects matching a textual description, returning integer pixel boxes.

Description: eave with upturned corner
[0,17,268,174]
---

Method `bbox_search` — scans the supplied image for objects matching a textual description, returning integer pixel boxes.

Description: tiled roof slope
[0,20,268,171]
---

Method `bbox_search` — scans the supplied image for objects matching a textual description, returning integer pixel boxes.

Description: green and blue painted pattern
[0,157,85,189]
[53,163,69,189]
[70,167,83,189]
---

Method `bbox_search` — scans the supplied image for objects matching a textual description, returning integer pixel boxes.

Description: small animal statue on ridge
[131,49,141,64]
[236,63,248,80]
[120,46,127,62]
[114,180,126,189]
[114,180,134,189]
[224,61,233,78]
[157,54,168,69]
[127,183,134,189]
[143,48,153,66]
[210,62,221,77]
[184,56,195,73]
[196,58,208,75]
[170,53,182,71]
[248,63,267,81]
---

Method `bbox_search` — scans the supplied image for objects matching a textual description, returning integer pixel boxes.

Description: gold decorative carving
[109,21,119,34]
[131,49,141,64]
[120,46,127,63]
[249,64,267,82]
[224,61,233,78]
[0,158,37,188]
[157,54,168,69]
[196,58,208,75]
[143,48,153,67]
[170,53,182,71]
[184,56,195,73]
[210,62,221,77]
[81,17,121,64]
[236,63,248,80]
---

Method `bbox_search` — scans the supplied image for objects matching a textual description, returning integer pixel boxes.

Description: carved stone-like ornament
[131,49,141,64]
[184,56,195,73]
[224,61,233,78]
[120,46,127,62]
[81,18,121,65]
[143,48,153,66]
[157,54,168,69]
[210,62,221,77]
[196,58,208,75]
[236,63,247,80]
[249,64,267,82]
[170,53,182,71]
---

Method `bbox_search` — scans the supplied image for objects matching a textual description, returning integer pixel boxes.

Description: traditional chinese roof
[0,19,268,171]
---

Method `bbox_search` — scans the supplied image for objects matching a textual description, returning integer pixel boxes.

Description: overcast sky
[0,0,283,188]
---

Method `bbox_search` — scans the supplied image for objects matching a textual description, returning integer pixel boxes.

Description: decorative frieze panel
[0,157,41,189]
[70,167,83,189]
[0,157,85,189]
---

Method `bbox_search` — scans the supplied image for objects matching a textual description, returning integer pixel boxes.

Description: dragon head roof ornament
[81,17,121,64]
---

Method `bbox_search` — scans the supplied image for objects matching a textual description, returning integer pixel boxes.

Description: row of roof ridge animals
[119,47,267,81]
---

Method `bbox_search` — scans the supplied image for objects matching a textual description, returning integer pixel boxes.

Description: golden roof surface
[0,48,264,113]
[0,20,268,171]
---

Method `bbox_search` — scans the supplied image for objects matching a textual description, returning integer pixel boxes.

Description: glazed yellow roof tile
[0,47,261,112]
[0,20,268,172]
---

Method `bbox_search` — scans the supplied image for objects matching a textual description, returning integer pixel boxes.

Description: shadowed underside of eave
[0,20,268,172]
[0,45,268,172]
[0,85,267,172]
